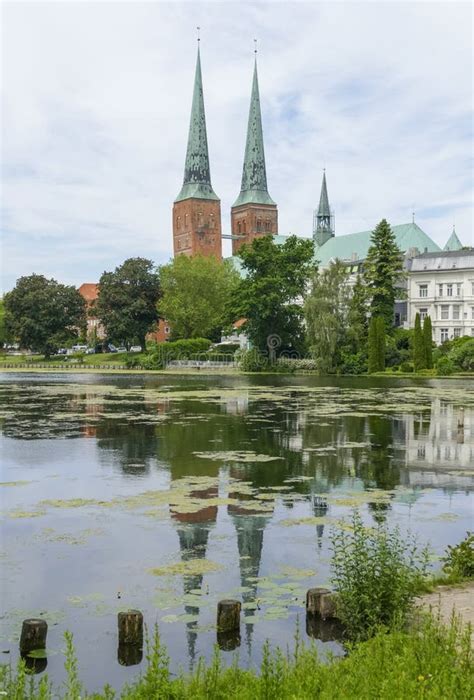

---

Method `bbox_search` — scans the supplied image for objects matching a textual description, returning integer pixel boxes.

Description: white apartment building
[408,250,474,344]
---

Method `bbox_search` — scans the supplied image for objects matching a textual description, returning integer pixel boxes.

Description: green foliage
[400,360,414,373]
[363,219,405,330]
[4,275,86,356]
[424,316,433,368]
[142,338,212,369]
[232,235,315,359]
[95,258,160,349]
[330,510,429,641]
[449,338,474,371]
[238,348,270,372]
[0,298,5,348]
[442,532,474,579]
[158,255,239,340]
[1,616,472,699]
[304,260,351,373]
[385,328,412,368]
[436,355,455,376]
[368,316,385,373]
[413,313,426,371]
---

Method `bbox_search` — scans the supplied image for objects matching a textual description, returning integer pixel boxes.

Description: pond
[1,372,473,691]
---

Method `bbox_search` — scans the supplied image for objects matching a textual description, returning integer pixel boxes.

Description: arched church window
[238,222,242,234]
[243,221,247,233]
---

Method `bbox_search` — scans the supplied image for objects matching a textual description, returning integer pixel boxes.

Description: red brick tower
[173,46,222,259]
[231,58,277,255]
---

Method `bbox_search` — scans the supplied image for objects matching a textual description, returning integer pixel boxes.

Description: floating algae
[279,516,332,527]
[0,481,33,487]
[149,559,223,577]
[193,451,282,462]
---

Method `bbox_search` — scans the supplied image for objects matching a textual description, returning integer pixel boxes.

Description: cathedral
[172,44,466,271]
[172,44,277,260]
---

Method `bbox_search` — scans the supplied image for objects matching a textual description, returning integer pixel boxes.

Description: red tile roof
[78,283,99,303]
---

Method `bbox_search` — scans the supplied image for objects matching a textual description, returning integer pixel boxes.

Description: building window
[237,222,242,234]
[440,305,449,320]
[440,328,449,342]
[471,282,474,295]
[243,221,246,233]
[419,284,428,297]
[438,284,443,296]
[257,219,262,232]
[471,328,474,336]
[176,216,181,229]
[164,326,170,334]
[453,328,462,338]
[471,307,474,320]
[210,214,215,229]
[456,283,462,296]
[452,305,460,320]
[447,283,453,297]
[419,308,428,320]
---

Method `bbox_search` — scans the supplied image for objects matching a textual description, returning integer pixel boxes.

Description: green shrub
[238,348,270,372]
[339,351,368,375]
[330,510,429,641]
[436,356,455,376]
[442,532,474,579]
[449,339,474,371]
[143,338,213,369]
[400,360,414,373]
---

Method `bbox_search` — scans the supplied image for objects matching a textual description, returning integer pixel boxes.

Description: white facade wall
[407,253,474,344]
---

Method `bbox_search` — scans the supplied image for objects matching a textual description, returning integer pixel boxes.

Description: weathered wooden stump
[19,619,48,655]
[217,629,241,651]
[305,588,330,615]
[118,610,143,647]
[319,592,337,620]
[217,600,241,632]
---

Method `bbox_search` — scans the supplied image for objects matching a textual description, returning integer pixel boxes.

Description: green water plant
[442,532,474,580]
[330,510,430,641]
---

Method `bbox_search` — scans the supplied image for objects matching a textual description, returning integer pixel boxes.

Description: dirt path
[418,582,474,636]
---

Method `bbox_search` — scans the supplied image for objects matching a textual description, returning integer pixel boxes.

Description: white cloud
[2,0,472,291]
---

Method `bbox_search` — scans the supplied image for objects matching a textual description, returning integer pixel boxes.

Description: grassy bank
[1,615,472,699]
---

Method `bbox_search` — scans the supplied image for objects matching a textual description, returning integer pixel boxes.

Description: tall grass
[1,614,472,699]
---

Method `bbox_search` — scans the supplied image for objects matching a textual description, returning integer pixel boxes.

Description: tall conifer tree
[376,316,386,371]
[413,313,425,371]
[363,219,405,330]
[368,317,379,373]
[423,316,433,369]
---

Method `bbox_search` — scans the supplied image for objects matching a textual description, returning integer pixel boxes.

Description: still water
[1,373,473,691]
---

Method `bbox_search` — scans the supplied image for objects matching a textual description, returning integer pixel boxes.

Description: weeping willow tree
[304,260,351,374]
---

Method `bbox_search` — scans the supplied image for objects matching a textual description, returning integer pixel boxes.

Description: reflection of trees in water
[359,415,401,491]
[96,419,158,476]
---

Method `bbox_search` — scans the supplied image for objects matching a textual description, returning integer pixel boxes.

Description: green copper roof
[233,60,275,208]
[315,222,441,267]
[443,227,463,251]
[317,171,330,217]
[175,48,219,203]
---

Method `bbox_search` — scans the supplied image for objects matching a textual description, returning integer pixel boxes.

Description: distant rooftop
[78,283,99,302]
[315,222,440,267]
[410,248,474,272]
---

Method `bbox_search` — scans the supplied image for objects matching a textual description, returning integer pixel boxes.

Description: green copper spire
[313,170,334,247]
[233,59,275,207]
[443,226,463,251]
[175,47,219,202]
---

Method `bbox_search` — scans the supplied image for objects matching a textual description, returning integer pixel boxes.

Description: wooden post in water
[319,592,337,620]
[306,588,330,615]
[118,610,143,646]
[19,619,47,655]
[217,600,241,632]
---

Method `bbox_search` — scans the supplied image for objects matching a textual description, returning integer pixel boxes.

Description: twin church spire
[173,44,277,259]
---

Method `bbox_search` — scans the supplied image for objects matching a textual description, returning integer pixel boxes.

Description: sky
[2,0,473,291]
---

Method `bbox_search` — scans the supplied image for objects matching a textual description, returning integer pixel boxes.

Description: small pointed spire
[233,53,275,207]
[175,44,219,202]
[443,224,463,251]
[318,170,330,218]
[313,170,333,247]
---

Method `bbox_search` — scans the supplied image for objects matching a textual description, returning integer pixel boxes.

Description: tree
[4,274,86,355]
[368,316,385,373]
[423,316,433,369]
[347,273,368,350]
[232,235,315,359]
[413,313,425,371]
[363,219,405,330]
[304,260,351,373]
[0,298,5,348]
[95,258,160,349]
[158,255,239,340]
